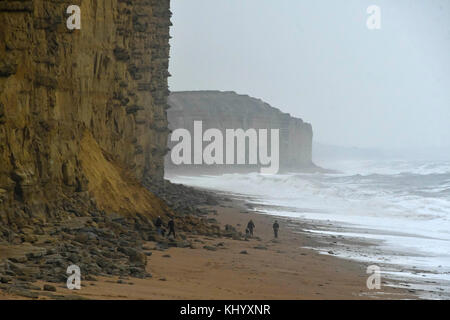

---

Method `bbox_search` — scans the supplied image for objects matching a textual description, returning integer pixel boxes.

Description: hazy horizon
[169,0,450,154]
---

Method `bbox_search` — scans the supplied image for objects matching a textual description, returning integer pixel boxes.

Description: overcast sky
[168,0,450,151]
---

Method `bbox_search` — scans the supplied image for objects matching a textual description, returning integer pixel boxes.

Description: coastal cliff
[166,91,314,173]
[0,0,171,220]
[0,3,224,288]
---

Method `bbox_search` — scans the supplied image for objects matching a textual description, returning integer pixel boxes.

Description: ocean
[168,159,450,299]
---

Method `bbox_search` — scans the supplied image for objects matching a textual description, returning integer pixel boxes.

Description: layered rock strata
[0,0,172,220]
[166,91,314,174]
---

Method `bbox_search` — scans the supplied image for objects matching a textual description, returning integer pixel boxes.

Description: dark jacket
[168,220,175,230]
[155,217,162,228]
[273,222,279,230]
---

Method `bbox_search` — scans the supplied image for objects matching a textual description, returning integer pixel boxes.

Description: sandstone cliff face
[0,0,171,220]
[166,91,314,173]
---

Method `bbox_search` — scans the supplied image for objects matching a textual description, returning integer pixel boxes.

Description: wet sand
[1,198,412,300]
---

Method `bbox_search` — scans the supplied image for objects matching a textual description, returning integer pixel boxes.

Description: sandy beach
[1,0,447,304]
[0,196,412,300]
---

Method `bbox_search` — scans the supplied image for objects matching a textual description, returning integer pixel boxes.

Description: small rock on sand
[43,284,57,292]
[253,245,267,250]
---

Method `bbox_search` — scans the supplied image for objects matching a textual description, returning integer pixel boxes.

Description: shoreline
[169,170,450,300]
[235,195,450,300]
[1,190,413,300]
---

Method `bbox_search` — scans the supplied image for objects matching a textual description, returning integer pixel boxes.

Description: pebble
[43,284,57,292]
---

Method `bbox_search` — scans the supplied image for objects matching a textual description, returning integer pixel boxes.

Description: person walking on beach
[273,220,279,239]
[247,220,255,237]
[167,218,176,238]
[155,216,163,236]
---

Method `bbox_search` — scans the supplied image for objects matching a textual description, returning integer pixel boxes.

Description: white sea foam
[168,159,450,298]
